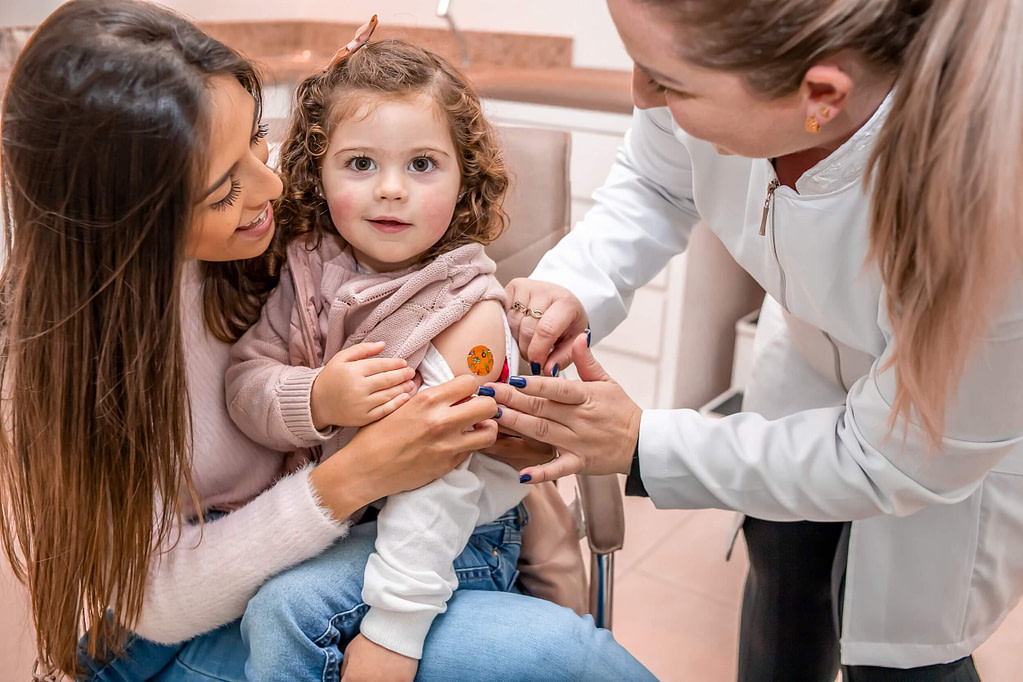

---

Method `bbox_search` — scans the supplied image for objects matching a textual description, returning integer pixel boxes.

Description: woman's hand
[481,431,557,470]
[505,278,589,377]
[310,374,498,520]
[487,333,641,483]
[340,634,418,682]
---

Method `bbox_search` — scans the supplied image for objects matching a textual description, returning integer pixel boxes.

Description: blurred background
[1,2,1021,680]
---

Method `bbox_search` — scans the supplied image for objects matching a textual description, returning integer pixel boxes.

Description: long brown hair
[0,0,263,674]
[272,39,508,268]
[640,0,1023,443]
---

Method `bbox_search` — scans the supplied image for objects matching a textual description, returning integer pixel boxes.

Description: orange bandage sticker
[467,345,495,376]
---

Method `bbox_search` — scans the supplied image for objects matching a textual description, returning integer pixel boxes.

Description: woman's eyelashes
[251,122,269,145]
[208,123,268,212]
[211,177,241,211]
[649,77,691,98]
[343,154,439,173]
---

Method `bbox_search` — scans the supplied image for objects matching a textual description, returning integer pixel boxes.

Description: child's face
[320,93,462,272]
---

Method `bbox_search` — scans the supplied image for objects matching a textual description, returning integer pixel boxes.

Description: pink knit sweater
[226,235,505,454]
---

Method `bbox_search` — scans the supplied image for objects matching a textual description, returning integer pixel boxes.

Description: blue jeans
[241,505,527,681]
[80,510,655,681]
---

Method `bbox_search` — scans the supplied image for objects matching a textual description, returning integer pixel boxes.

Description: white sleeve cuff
[637,408,721,511]
[359,607,439,660]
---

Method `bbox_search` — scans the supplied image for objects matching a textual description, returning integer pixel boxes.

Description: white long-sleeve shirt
[359,330,526,659]
[530,98,1023,667]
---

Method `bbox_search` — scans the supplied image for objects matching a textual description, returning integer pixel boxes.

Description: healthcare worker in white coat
[489,1,1023,680]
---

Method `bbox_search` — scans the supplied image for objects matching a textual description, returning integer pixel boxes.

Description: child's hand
[341,634,418,682]
[311,341,417,429]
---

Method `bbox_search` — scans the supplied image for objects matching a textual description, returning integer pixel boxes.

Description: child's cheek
[324,187,365,232]
[418,192,459,239]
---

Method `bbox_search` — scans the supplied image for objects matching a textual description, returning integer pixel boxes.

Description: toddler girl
[226,20,528,681]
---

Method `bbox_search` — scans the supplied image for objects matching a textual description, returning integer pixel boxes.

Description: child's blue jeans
[240,504,527,681]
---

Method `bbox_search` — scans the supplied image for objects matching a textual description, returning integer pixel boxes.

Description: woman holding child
[0,2,652,681]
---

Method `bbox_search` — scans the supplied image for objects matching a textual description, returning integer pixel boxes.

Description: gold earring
[805,116,821,134]
[819,106,831,119]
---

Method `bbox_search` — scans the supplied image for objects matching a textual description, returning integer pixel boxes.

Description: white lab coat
[529,96,1023,667]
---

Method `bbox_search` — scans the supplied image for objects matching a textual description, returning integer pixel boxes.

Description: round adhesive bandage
[467,345,494,376]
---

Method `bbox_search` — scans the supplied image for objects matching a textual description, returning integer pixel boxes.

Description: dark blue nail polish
[509,376,527,389]
[495,407,503,419]
[551,364,560,377]
[519,474,532,483]
[585,328,592,348]
[477,386,496,397]
[530,362,541,376]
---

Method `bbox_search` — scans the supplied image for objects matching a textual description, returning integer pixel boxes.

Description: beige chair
[488,125,625,629]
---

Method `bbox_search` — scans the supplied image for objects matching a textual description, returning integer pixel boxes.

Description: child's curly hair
[273,39,509,263]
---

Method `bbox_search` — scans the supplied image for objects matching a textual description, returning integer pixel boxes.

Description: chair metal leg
[589,551,615,630]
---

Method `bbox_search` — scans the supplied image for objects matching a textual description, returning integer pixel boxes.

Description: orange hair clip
[326,14,378,70]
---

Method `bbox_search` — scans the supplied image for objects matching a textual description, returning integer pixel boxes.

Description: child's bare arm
[431,300,507,385]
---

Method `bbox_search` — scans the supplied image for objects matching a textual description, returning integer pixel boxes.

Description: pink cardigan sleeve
[134,468,350,643]
[225,266,335,451]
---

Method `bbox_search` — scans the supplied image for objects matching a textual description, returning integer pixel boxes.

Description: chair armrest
[576,474,624,554]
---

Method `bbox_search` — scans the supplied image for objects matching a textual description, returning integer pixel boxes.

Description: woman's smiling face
[187,75,283,262]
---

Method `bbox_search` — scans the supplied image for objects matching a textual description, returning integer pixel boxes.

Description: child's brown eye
[408,157,436,173]
[348,156,375,172]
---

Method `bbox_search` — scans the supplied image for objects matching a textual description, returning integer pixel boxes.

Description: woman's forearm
[136,469,349,643]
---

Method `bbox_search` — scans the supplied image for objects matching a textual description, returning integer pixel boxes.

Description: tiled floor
[606,486,1023,681]
[2,487,1021,680]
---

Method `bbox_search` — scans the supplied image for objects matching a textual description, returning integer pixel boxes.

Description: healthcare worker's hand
[487,333,641,483]
[505,278,589,377]
[341,633,418,682]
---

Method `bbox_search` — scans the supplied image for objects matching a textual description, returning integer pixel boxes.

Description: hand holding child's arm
[341,634,418,682]
[310,341,418,430]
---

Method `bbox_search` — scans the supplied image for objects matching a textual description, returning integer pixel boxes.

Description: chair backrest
[486,126,572,286]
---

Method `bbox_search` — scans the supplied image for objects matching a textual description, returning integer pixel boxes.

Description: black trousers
[737,517,982,682]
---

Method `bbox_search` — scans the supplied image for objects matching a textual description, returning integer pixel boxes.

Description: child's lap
[241,505,525,634]
[79,508,526,681]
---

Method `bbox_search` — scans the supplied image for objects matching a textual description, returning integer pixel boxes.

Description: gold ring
[513,301,544,318]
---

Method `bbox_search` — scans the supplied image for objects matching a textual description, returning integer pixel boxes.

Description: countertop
[201,21,634,115]
[0,22,634,115]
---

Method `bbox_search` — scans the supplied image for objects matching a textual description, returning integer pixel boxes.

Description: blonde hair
[642,0,1023,443]
[272,39,508,266]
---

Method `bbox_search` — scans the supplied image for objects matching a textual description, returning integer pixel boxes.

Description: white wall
[1,0,632,70]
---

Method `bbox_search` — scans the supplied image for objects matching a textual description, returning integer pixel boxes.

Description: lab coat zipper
[758,179,779,236]
[759,179,789,310]
[761,178,847,389]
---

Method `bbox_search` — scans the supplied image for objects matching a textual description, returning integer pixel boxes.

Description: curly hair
[271,39,508,270]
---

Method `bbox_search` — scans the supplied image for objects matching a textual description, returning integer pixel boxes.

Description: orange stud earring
[819,106,831,120]
[805,116,821,133]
